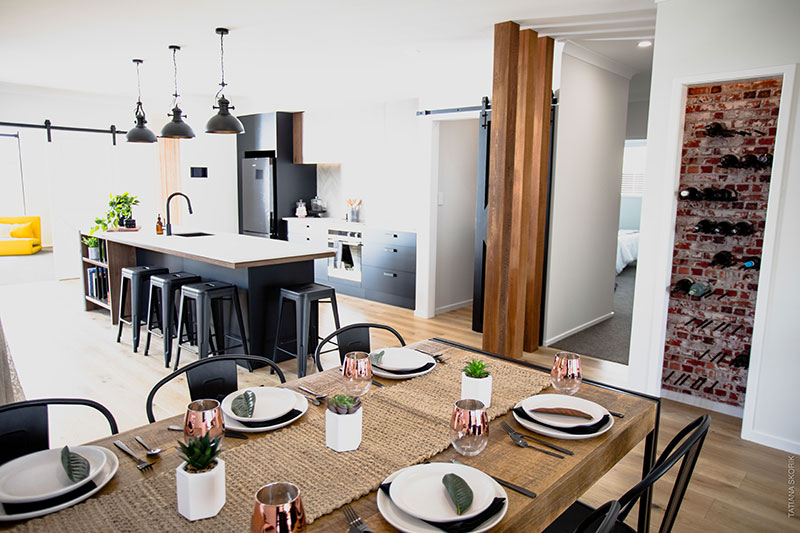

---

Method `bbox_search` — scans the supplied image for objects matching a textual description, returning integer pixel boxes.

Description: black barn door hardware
[0,120,127,145]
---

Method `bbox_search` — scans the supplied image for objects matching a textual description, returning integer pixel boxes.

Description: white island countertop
[99,229,333,269]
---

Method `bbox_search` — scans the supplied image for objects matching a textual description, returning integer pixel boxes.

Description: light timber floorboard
[0,279,796,532]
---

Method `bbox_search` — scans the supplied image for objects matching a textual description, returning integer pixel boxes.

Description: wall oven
[327,229,362,282]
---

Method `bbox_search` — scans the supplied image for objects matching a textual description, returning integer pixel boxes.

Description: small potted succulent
[325,394,362,452]
[461,360,492,408]
[82,234,101,260]
[175,434,225,521]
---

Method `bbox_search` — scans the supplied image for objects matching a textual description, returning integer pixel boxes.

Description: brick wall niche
[662,77,782,410]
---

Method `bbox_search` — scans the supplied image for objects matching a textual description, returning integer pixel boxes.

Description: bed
[616,229,639,274]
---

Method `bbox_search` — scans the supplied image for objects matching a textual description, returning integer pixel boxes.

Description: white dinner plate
[221,386,297,423]
[371,351,436,380]
[0,446,107,504]
[223,391,308,433]
[389,462,496,523]
[0,447,118,522]
[513,395,613,441]
[370,347,431,371]
[378,464,508,533]
[520,394,606,428]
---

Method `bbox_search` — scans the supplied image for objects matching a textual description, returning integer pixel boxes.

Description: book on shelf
[86,266,109,301]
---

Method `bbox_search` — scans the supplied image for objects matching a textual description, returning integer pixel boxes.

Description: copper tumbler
[183,399,224,443]
[251,482,306,533]
[342,351,372,397]
[450,399,489,456]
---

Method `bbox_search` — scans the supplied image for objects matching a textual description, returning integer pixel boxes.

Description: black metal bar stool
[143,272,202,368]
[173,281,249,369]
[116,265,169,353]
[272,282,341,378]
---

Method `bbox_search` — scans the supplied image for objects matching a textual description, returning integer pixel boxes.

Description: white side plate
[221,386,297,423]
[378,464,508,533]
[389,463,496,522]
[223,391,308,433]
[520,394,606,428]
[0,447,118,521]
[371,347,431,371]
[0,446,107,504]
[513,395,613,441]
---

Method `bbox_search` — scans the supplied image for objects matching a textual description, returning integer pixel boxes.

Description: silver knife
[371,379,385,388]
[450,459,536,499]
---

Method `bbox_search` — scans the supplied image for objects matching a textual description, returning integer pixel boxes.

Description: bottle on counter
[156,214,164,235]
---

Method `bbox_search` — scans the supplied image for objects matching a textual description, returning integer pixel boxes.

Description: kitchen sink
[174,232,213,237]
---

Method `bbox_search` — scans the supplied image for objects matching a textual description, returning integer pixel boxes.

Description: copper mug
[251,482,306,533]
[450,399,489,456]
[183,399,224,443]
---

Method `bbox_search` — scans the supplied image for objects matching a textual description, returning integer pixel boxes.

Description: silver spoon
[296,392,321,406]
[297,385,328,401]
[134,436,162,457]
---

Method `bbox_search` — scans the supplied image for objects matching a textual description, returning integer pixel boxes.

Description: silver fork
[342,503,373,533]
[499,421,574,455]
[501,429,565,459]
[114,440,154,471]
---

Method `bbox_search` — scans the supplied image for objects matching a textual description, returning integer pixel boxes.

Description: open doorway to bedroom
[549,140,645,365]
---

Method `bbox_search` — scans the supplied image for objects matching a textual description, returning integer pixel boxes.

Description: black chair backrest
[313,323,405,372]
[0,398,119,466]
[145,355,286,423]
[575,500,622,533]
[618,414,711,532]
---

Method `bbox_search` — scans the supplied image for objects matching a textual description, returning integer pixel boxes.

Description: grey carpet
[551,264,635,365]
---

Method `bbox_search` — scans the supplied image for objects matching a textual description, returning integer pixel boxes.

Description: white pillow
[0,224,18,238]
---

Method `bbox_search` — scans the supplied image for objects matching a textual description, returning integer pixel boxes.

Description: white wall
[434,119,478,314]
[626,72,651,139]
[0,83,240,279]
[630,0,800,453]
[543,52,630,346]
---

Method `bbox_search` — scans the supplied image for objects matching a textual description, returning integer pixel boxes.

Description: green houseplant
[107,193,140,228]
[461,359,492,408]
[175,435,225,521]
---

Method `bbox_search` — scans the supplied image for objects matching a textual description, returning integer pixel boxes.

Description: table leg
[637,399,660,532]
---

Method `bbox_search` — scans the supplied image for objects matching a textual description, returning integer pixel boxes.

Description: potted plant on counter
[461,360,492,408]
[175,434,225,521]
[108,192,140,229]
[325,394,362,452]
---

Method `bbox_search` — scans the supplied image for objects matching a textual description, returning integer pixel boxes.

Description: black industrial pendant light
[205,28,245,134]
[160,45,195,139]
[126,59,157,143]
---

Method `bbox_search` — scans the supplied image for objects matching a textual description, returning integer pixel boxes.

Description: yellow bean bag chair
[0,217,42,255]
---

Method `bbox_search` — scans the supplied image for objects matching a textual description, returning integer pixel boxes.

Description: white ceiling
[0,0,655,110]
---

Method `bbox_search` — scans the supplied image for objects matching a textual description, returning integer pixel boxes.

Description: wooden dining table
[4,338,659,532]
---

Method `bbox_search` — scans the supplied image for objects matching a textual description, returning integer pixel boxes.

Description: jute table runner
[12,347,550,532]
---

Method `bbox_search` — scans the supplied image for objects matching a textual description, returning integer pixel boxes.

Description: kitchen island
[94,230,333,361]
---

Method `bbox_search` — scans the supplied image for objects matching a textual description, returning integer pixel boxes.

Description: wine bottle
[758,153,773,167]
[713,221,734,236]
[704,122,731,137]
[710,250,735,267]
[719,154,741,169]
[739,154,760,169]
[716,188,738,201]
[671,278,694,294]
[693,219,716,234]
[731,222,754,236]
[679,187,704,201]
[741,256,761,270]
[703,187,720,201]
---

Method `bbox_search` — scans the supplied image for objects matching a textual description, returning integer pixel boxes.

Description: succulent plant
[176,434,222,473]
[326,394,362,414]
[463,359,489,379]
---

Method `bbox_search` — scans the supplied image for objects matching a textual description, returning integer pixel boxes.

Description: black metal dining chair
[0,398,119,466]
[575,500,622,533]
[313,322,405,372]
[544,414,711,533]
[145,354,286,423]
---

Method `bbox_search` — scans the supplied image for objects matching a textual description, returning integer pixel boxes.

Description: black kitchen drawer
[365,289,414,310]
[362,228,416,248]
[362,265,415,298]
[362,243,416,272]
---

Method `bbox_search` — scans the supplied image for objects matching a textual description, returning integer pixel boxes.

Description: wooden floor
[1,279,796,532]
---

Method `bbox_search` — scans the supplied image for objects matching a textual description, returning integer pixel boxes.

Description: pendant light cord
[172,47,180,106]
[216,31,227,101]
[136,61,143,102]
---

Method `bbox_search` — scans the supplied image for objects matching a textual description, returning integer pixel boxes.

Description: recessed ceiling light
[638,40,653,48]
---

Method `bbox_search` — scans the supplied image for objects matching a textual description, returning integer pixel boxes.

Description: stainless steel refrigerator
[240,155,275,237]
